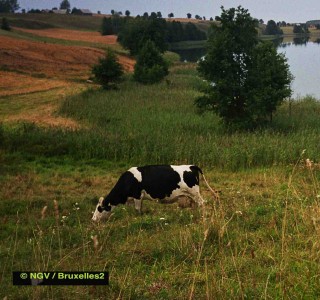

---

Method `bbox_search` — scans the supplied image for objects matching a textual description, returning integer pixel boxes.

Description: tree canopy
[196,6,292,128]
[59,0,70,10]
[0,0,19,13]
[92,49,124,89]
[264,20,283,35]
[133,40,168,84]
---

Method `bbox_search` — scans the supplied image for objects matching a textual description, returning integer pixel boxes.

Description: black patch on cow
[137,165,181,199]
[183,166,200,188]
[98,205,111,212]
[104,171,142,206]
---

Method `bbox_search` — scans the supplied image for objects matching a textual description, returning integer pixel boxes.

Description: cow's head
[92,197,112,222]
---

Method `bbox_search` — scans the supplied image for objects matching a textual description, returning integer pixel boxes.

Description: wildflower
[159,217,166,221]
[235,211,243,215]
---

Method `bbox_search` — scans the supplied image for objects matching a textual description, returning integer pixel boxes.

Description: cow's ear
[97,206,104,213]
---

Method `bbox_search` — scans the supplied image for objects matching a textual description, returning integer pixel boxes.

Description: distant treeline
[101,15,207,45]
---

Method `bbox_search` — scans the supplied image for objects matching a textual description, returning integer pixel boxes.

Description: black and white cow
[92,165,215,222]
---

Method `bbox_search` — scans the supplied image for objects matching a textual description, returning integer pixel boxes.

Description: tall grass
[2,66,320,170]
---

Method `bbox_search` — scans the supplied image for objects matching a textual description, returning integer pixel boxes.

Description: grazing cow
[92,165,216,222]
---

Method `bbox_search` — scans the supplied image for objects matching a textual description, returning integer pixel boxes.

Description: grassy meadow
[1,58,320,298]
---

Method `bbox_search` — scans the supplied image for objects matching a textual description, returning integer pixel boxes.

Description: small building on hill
[52,9,67,14]
[79,9,92,16]
[306,20,320,28]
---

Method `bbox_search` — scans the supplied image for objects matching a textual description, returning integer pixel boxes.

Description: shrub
[133,40,168,84]
[92,49,124,89]
[1,17,11,31]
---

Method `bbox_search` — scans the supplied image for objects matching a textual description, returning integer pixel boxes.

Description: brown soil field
[0,35,135,79]
[16,28,118,45]
[0,71,69,97]
[1,32,135,127]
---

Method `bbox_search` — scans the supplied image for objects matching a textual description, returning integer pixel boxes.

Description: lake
[172,37,320,99]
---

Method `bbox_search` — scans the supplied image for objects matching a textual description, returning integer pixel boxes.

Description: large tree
[196,6,292,128]
[264,20,283,35]
[59,0,70,10]
[0,0,19,13]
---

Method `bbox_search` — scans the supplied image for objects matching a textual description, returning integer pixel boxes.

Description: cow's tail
[194,166,220,200]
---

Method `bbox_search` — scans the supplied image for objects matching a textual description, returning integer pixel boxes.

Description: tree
[125,10,130,17]
[1,17,10,30]
[134,40,168,84]
[117,17,167,55]
[0,0,19,13]
[264,20,283,35]
[168,12,174,18]
[101,17,113,35]
[187,13,192,19]
[293,24,309,34]
[59,0,70,10]
[196,6,292,128]
[92,49,124,89]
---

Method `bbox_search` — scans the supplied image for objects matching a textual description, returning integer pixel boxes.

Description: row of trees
[264,20,310,35]
[101,15,207,49]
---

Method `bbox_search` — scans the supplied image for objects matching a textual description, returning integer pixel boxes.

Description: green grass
[1,64,320,298]
[3,66,320,170]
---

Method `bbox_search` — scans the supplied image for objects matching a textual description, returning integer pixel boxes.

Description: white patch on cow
[128,167,142,182]
[169,165,203,205]
[92,197,112,222]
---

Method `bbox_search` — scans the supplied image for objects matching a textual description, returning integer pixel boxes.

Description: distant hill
[0,13,102,31]
[0,13,212,34]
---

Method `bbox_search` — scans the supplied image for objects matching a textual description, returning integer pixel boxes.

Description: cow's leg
[134,199,143,214]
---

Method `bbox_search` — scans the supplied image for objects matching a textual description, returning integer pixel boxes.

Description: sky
[18,0,320,23]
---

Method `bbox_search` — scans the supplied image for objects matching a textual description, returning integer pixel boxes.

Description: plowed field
[1,30,135,127]
[16,28,118,45]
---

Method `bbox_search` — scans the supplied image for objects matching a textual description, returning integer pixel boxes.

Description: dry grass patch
[15,28,118,45]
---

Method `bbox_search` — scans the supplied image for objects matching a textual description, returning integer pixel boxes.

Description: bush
[133,40,168,84]
[1,17,11,31]
[92,49,124,89]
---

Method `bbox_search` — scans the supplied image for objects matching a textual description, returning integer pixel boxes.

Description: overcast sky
[19,0,320,23]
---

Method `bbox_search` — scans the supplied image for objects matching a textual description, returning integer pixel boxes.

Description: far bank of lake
[170,35,320,99]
